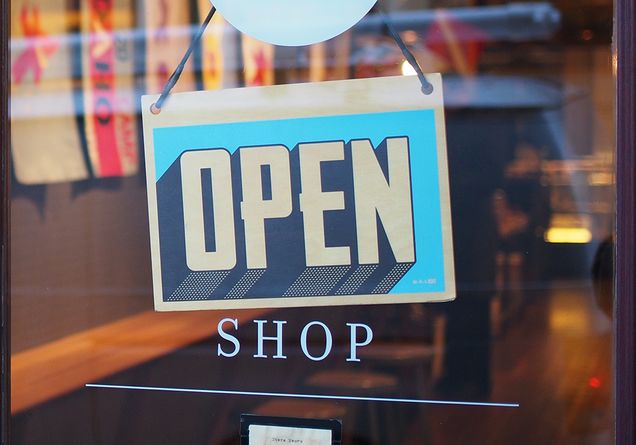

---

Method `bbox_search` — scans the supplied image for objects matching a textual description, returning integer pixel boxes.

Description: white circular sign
[211,0,377,46]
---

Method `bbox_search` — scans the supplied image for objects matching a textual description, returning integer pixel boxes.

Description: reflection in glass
[9,0,614,444]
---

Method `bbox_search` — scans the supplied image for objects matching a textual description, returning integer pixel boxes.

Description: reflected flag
[241,34,274,87]
[424,10,487,75]
[196,0,238,90]
[10,0,89,184]
[142,0,196,94]
[12,6,59,85]
[80,0,139,178]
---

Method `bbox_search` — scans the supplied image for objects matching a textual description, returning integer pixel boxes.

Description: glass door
[2,0,632,443]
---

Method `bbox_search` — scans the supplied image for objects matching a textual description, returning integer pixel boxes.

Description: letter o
[300,321,333,361]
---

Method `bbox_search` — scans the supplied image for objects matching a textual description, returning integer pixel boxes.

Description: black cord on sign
[380,10,434,94]
[150,5,217,114]
[149,3,432,112]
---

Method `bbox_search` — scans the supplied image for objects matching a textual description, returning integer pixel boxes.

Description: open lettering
[180,138,415,271]
[217,318,374,362]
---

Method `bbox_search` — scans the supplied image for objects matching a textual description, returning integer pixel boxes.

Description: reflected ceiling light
[545,227,593,244]
[588,376,602,389]
[401,60,417,76]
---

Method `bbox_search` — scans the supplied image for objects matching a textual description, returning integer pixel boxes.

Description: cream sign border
[142,75,455,311]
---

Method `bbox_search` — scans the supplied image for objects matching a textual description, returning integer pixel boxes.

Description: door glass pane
[9,0,615,443]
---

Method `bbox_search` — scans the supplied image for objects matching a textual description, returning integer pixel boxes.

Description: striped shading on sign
[10,0,89,184]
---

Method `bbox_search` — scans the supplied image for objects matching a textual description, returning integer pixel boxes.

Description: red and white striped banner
[81,0,139,177]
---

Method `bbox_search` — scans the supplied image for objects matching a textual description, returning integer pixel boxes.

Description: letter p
[346,323,373,362]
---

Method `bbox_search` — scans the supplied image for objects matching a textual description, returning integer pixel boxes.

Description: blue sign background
[153,109,446,295]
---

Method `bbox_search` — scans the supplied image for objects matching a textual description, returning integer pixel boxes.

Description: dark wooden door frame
[615,0,636,442]
[1,0,10,442]
[0,1,634,444]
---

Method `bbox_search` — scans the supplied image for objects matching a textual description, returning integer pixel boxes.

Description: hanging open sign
[142,75,455,311]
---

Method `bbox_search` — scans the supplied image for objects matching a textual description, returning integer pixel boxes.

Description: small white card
[248,425,332,445]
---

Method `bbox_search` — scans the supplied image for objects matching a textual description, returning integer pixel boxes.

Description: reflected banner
[142,75,455,311]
